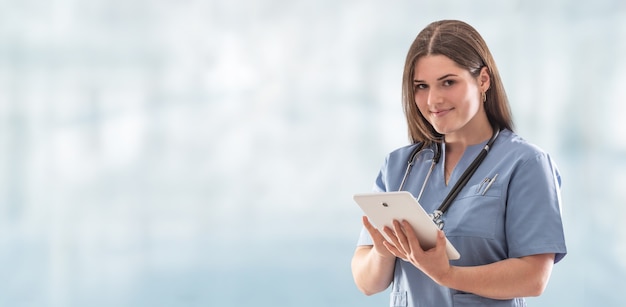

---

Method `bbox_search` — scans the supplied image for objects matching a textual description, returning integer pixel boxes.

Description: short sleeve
[505,152,567,263]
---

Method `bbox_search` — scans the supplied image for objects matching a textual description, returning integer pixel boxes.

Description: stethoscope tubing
[398,129,500,218]
[398,144,438,201]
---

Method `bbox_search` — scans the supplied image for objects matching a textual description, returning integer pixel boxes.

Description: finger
[362,215,373,229]
[363,217,395,253]
[382,226,410,258]
[400,219,429,259]
[382,241,407,260]
[385,221,411,260]
[362,216,382,237]
[393,220,410,251]
[383,225,404,251]
[401,220,421,248]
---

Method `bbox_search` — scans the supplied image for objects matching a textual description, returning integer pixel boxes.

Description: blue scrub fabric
[357,129,567,307]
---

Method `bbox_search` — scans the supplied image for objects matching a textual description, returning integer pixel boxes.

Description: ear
[478,66,490,92]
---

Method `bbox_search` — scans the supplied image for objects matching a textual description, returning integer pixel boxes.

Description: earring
[482,92,487,102]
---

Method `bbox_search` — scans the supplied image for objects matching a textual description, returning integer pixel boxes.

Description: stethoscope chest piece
[428,210,445,230]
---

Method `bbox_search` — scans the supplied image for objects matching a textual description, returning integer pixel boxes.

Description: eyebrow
[413,73,458,83]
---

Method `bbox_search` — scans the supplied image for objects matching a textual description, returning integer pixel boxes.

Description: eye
[442,79,455,86]
[414,83,428,90]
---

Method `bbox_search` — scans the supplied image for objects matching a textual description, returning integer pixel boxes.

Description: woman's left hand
[382,219,451,283]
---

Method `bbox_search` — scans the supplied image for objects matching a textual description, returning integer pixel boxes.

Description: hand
[361,216,395,259]
[383,219,452,283]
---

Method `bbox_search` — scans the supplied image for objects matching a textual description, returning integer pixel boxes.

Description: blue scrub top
[357,129,567,307]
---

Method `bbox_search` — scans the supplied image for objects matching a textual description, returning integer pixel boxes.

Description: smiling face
[413,55,491,144]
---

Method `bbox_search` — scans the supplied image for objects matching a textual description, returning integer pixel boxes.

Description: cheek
[453,85,472,101]
[455,85,481,112]
[462,91,482,113]
[414,92,428,112]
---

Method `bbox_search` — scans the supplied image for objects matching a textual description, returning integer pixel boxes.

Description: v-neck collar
[441,140,490,186]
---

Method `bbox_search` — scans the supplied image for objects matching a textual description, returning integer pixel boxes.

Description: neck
[444,125,493,152]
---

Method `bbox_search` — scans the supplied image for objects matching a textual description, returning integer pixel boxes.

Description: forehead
[413,55,466,80]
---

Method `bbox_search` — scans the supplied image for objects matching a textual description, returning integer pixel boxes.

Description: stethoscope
[398,128,500,229]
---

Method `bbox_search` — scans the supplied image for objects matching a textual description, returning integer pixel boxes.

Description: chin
[432,126,452,135]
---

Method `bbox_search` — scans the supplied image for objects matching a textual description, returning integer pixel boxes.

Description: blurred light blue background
[1,0,625,306]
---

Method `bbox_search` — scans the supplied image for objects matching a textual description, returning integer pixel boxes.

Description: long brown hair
[401,20,514,144]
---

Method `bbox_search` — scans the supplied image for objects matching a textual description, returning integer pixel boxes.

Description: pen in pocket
[482,173,498,195]
[476,177,490,193]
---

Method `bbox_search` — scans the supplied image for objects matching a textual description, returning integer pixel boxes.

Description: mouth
[431,108,453,117]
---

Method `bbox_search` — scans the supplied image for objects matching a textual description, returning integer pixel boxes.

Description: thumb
[437,230,447,247]
[437,230,453,260]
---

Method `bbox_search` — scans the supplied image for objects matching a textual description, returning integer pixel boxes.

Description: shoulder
[493,130,560,179]
[494,129,550,160]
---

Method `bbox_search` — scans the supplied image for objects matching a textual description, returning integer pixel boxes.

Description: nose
[427,87,442,105]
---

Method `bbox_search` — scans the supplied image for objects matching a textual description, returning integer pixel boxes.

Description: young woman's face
[413,55,489,140]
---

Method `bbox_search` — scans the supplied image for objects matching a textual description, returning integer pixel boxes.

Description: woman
[351,20,567,306]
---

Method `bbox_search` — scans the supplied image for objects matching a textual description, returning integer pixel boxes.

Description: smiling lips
[431,108,453,117]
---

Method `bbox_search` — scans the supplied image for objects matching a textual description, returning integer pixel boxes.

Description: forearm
[437,254,555,300]
[351,246,396,295]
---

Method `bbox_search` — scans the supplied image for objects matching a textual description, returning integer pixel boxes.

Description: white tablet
[353,191,460,260]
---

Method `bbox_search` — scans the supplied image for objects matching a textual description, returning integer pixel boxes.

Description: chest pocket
[443,181,505,239]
